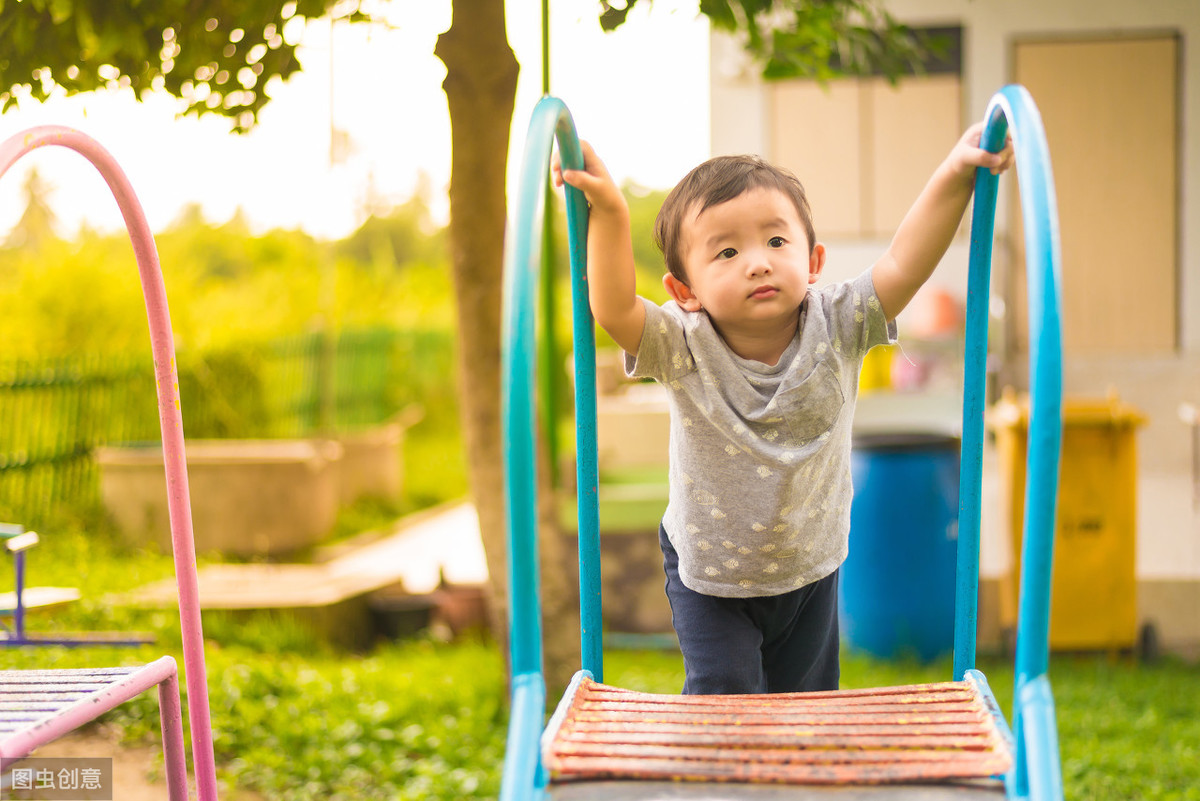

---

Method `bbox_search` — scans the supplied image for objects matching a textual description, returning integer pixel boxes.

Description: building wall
[712,2,1200,339]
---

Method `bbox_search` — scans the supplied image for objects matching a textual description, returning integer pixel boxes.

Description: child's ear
[808,243,827,284]
[663,273,702,311]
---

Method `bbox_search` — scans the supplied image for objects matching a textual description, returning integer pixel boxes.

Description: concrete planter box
[336,422,404,505]
[97,439,343,558]
[596,385,670,471]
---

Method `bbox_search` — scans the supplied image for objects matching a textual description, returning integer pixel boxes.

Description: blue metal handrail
[953,85,1065,799]
[500,95,600,801]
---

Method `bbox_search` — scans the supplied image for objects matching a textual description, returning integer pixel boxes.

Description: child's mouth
[750,286,778,299]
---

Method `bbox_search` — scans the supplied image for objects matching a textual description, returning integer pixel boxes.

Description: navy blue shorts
[660,522,840,694]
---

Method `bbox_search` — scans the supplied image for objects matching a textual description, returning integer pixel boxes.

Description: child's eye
[717,247,737,260]
[768,236,786,248]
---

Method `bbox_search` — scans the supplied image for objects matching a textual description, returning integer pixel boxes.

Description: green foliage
[0,0,373,132]
[0,194,455,360]
[625,183,670,301]
[402,406,468,508]
[4,167,59,249]
[546,183,668,354]
[602,0,935,83]
[205,640,505,800]
[0,232,148,357]
[176,347,272,436]
[335,194,448,274]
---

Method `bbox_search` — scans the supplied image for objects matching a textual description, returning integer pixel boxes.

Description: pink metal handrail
[0,659,188,800]
[0,126,217,801]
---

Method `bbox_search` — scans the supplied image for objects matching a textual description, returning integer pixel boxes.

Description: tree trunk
[435,0,580,696]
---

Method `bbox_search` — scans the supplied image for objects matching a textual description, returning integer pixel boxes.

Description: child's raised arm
[872,122,1014,322]
[554,141,646,355]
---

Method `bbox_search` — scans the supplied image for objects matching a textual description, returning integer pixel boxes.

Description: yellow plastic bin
[990,388,1147,652]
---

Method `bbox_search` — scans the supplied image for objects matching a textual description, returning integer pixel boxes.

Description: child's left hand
[948,121,1015,180]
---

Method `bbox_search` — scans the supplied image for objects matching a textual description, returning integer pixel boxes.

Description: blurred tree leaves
[0,182,453,358]
[3,167,59,249]
[603,0,939,83]
[0,0,369,132]
[335,194,447,271]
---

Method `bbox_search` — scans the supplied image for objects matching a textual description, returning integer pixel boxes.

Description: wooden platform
[544,675,1011,794]
[122,502,487,610]
[0,587,81,616]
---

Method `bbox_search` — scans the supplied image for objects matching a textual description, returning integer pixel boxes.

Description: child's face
[666,187,825,332]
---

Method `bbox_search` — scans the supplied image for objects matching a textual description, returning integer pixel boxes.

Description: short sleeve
[623,298,697,383]
[821,268,898,359]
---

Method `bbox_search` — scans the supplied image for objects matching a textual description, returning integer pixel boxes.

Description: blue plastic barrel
[840,433,960,662]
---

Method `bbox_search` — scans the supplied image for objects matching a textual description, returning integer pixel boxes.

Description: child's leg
[659,523,766,694]
[758,568,841,693]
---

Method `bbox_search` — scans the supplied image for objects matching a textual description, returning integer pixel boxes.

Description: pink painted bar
[0,658,187,801]
[157,669,189,801]
[0,126,217,801]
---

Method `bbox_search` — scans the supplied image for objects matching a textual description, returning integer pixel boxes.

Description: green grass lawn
[5,630,1198,799]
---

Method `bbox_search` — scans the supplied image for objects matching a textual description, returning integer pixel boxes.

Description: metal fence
[0,327,455,528]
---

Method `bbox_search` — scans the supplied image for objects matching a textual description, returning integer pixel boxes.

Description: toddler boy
[556,124,1011,694]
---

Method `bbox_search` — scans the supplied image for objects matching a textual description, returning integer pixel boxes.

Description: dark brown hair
[654,155,816,283]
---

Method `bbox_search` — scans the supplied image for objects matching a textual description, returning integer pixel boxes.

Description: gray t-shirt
[626,268,897,598]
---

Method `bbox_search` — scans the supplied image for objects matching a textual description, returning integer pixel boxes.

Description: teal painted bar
[1016,675,1064,800]
[956,85,1064,800]
[954,121,998,681]
[500,673,547,801]
[500,96,599,801]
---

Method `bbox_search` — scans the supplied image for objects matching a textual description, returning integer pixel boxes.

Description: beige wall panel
[1014,37,1178,354]
[867,75,962,236]
[769,80,862,238]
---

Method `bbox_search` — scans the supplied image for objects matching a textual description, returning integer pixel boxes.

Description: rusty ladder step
[544,674,1013,787]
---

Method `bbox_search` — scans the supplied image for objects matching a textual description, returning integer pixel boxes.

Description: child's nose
[746,250,772,276]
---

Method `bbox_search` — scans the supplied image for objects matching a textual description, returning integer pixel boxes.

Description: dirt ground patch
[29,728,264,800]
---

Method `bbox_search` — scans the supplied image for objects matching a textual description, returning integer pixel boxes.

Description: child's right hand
[551,140,645,355]
[552,141,629,220]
